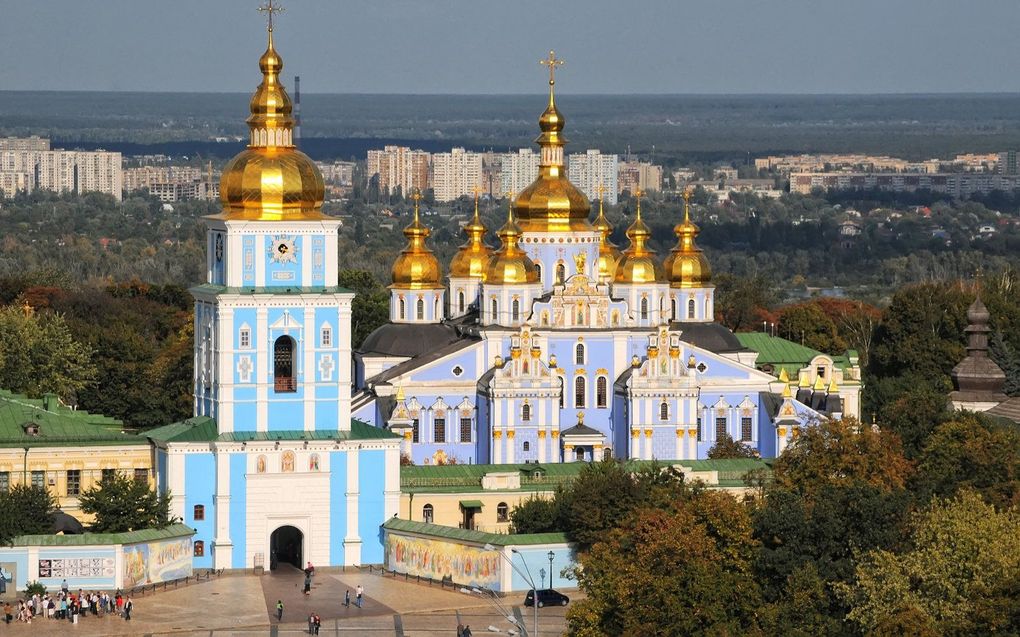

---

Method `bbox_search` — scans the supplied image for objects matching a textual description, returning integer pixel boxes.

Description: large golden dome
[391,194,443,290]
[664,190,712,287]
[614,194,665,284]
[449,194,493,279]
[486,200,540,285]
[513,51,592,233]
[218,28,324,221]
[593,187,622,282]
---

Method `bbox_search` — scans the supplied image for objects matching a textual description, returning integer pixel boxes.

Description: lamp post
[484,543,539,637]
[547,551,555,589]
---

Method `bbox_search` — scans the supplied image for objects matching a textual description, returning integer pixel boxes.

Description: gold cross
[682,187,692,203]
[258,0,284,31]
[540,50,565,86]
[596,182,606,203]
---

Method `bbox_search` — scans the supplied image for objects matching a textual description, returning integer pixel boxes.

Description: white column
[537,401,546,464]
[303,306,315,432]
[344,448,362,564]
[384,444,400,518]
[216,306,234,433]
[337,301,353,430]
[493,400,503,464]
[212,449,234,569]
[168,451,186,521]
[256,306,269,432]
[675,429,683,459]
[255,233,266,287]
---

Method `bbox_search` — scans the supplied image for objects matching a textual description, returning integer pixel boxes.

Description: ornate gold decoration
[217,7,325,221]
[551,430,560,439]
[676,429,684,438]
[391,190,443,290]
[493,430,503,439]
[593,182,622,282]
[514,51,592,233]
[631,429,640,437]
[664,188,712,288]
[485,193,540,285]
[538,430,547,439]
[573,251,587,274]
[614,189,665,284]
[449,186,493,279]
[644,428,654,438]
[507,430,516,439]
[777,368,790,383]
[778,427,787,437]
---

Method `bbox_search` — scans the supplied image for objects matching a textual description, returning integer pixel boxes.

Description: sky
[2,0,1020,95]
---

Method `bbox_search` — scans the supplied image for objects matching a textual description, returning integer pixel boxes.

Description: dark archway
[270,525,303,570]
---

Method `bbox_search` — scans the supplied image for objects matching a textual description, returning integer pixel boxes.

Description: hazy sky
[3,0,1020,94]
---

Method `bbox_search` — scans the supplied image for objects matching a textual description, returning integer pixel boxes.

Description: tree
[713,274,777,332]
[879,384,949,459]
[777,301,846,354]
[78,474,173,533]
[0,485,55,546]
[567,491,763,636]
[509,495,559,534]
[839,490,1020,635]
[708,434,758,459]
[0,304,96,402]
[554,461,642,550]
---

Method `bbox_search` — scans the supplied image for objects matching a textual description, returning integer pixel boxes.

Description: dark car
[524,588,570,607]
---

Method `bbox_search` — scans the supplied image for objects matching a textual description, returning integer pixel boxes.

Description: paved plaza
[0,569,572,636]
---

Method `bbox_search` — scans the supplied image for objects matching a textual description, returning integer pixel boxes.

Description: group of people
[2,582,133,624]
[456,624,474,637]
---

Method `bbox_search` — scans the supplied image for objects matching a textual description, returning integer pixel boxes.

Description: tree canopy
[78,473,174,533]
[0,485,55,546]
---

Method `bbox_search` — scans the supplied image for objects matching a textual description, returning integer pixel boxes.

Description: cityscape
[1,1,1020,636]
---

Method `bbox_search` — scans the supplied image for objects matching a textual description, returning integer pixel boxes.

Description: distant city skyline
[2,0,1020,95]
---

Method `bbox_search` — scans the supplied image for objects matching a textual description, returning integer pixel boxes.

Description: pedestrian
[61,579,68,595]
[463,625,473,637]
[303,573,312,595]
[356,584,363,608]
[313,613,321,635]
[305,561,315,578]
[276,599,284,621]
[457,623,465,637]
[344,589,350,608]
[124,596,133,621]
[308,612,315,635]
[3,601,12,624]
[115,592,124,616]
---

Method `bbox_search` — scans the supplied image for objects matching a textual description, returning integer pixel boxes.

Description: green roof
[190,284,354,296]
[459,499,484,508]
[147,417,399,444]
[735,333,855,374]
[10,524,195,547]
[383,518,568,546]
[0,390,145,448]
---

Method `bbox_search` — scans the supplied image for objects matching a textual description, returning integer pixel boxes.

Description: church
[148,15,859,571]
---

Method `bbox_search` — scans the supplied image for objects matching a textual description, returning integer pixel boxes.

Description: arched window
[555,263,566,285]
[422,503,434,524]
[399,298,405,320]
[194,540,205,557]
[575,447,585,461]
[575,343,585,364]
[603,447,613,461]
[273,335,296,392]
[558,376,564,408]
[640,297,649,320]
[660,401,669,420]
[688,298,696,319]
[574,376,586,408]
[596,376,608,408]
[491,298,498,320]
[193,504,205,521]
[522,402,531,421]
[458,291,465,314]
[496,502,509,522]
[671,298,677,321]
[523,441,530,452]
[416,298,425,320]
[535,263,542,282]
[705,297,711,319]
[512,299,520,322]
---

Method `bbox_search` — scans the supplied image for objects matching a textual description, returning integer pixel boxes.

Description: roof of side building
[0,389,145,448]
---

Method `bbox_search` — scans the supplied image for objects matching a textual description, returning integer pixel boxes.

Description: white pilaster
[303,307,315,431]
[256,307,269,432]
[213,449,234,569]
[384,445,400,518]
[344,449,362,564]
[168,452,186,521]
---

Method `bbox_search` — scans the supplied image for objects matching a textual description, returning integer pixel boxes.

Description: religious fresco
[123,537,193,588]
[385,534,499,588]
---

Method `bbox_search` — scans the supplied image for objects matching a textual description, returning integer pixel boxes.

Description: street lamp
[547,551,555,589]
[461,586,523,635]
[483,543,540,637]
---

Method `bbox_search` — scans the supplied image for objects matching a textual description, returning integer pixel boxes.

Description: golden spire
[782,383,792,399]
[449,186,493,279]
[514,50,591,232]
[614,188,665,284]
[799,372,810,388]
[664,187,712,288]
[813,376,826,391]
[217,3,324,221]
[778,368,790,384]
[391,190,442,289]
[486,193,539,285]
[827,378,839,393]
[593,182,622,282]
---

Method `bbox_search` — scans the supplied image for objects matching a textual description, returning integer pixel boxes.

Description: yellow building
[0,390,153,521]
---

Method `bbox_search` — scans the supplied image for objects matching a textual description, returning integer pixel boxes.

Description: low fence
[125,568,222,597]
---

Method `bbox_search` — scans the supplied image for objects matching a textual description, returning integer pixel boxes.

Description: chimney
[294,75,302,145]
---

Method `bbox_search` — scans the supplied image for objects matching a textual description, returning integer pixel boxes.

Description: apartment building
[0,136,50,152]
[568,149,619,204]
[0,143,122,201]
[618,160,662,195]
[498,149,540,197]
[791,171,1020,197]
[367,145,430,196]
[431,147,484,201]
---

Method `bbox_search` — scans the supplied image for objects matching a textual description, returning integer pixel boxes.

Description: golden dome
[391,193,443,290]
[663,189,712,288]
[614,192,665,284]
[593,185,622,282]
[485,199,540,285]
[513,51,592,233]
[218,27,324,221]
[449,193,493,279]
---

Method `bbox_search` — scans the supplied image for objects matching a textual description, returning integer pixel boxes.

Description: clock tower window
[273,335,297,393]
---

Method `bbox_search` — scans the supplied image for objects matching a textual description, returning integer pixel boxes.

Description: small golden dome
[486,200,540,285]
[391,193,443,290]
[593,185,622,282]
[218,28,324,221]
[664,189,712,288]
[449,193,493,279]
[614,192,665,284]
[514,51,592,233]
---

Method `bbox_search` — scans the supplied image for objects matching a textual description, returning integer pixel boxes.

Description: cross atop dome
[540,50,564,87]
[258,0,284,32]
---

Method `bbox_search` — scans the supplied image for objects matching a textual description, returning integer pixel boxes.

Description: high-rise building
[431,147,484,202]
[618,160,663,195]
[998,151,1019,176]
[0,136,50,151]
[499,149,540,196]
[0,139,122,200]
[366,145,430,196]
[568,149,618,204]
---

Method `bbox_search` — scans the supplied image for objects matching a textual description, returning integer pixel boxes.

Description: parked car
[524,588,570,607]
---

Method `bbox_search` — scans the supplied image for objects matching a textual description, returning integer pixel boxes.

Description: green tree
[713,274,777,332]
[0,485,55,546]
[78,474,173,533]
[839,490,1020,635]
[777,301,846,354]
[508,495,559,534]
[555,461,642,550]
[0,304,96,401]
[338,269,390,348]
[708,434,758,459]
